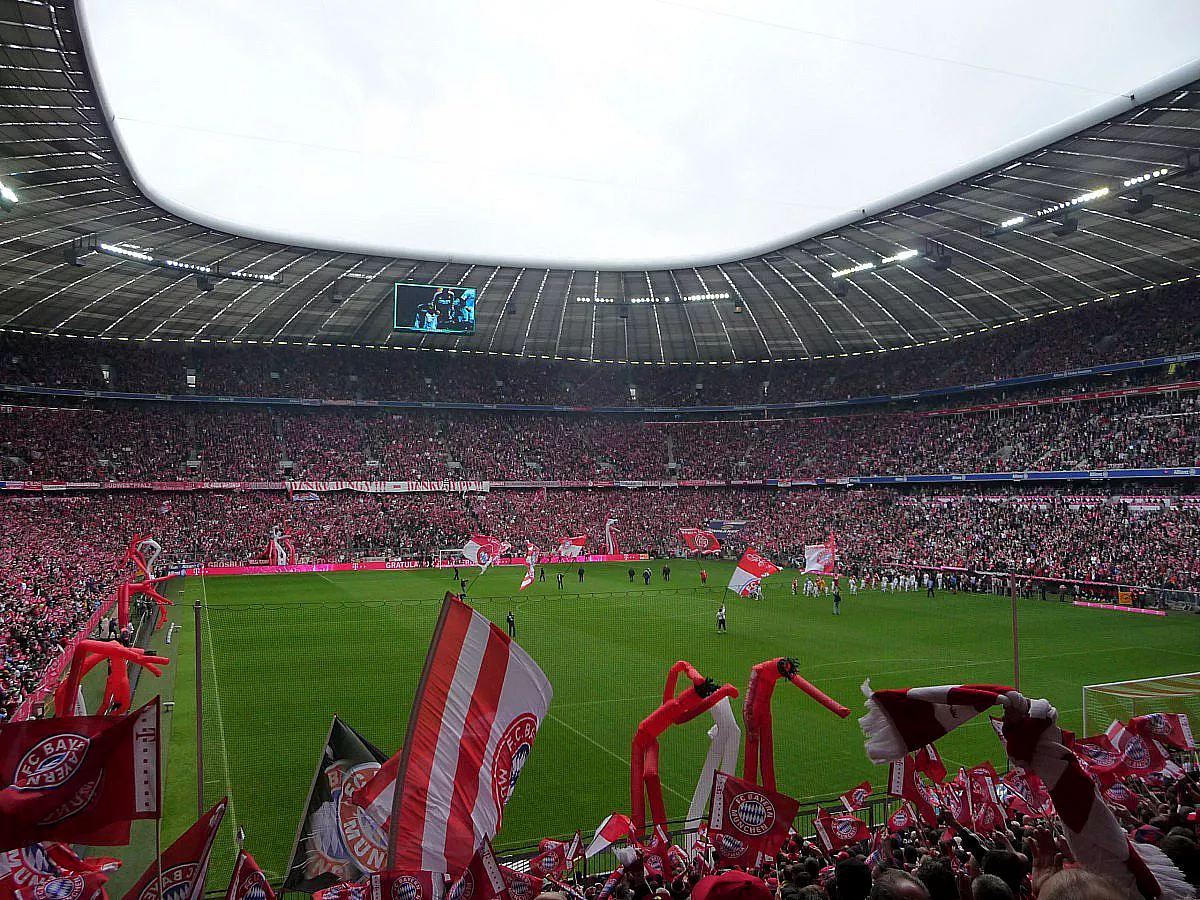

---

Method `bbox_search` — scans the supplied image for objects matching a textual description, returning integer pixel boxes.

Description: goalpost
[1081,671,1200,735]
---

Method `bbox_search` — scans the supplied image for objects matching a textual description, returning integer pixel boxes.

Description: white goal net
[1081,671,1200,735]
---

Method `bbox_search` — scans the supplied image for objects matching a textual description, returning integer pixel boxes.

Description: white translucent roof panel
[79,0,1200,268]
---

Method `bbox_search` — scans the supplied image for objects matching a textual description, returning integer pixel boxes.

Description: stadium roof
[1,0,1199,366]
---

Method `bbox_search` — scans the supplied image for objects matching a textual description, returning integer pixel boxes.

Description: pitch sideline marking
[200,573,242,851]
[546,712,691,804]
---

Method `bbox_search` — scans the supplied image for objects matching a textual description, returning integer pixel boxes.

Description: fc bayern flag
[528,833,581,878]
[886,755,937,827]
[518,545,538,592]
[585,813,634,858]
[813,808,860,853]
[448,839,507,900]
[679,529,721,555]
[555,536,586,558]
[498,867,542,900]
[225,851,276,900]
[838,780,871,813]
[914,743,947,783]
[0,697,160,850]
[1101,782,1140,815]
[1105,721,1169,778]
[708,771,799,866]
[1126,713,1195,751]
[0,842,119,900]
[372,872,443,900]
[802,536,836,575]
[122,798,226,900]
[387,594,553,874]
[461,536,508,572]
[886,804,918,833]
[1070,734,1124,784]
[727,548,780,597]
[964,764,1005,833]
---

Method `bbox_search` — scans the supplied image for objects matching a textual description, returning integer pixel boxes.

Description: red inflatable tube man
[117,576,175,632]
[631,660,739,837]
[742,657,850,791]
[53,640,169,717]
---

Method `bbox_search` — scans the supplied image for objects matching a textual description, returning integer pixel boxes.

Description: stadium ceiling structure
[1,1,1200,366]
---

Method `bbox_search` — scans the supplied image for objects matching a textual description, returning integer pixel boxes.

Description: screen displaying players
[393,283,476,334]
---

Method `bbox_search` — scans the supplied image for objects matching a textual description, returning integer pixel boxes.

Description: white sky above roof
[79,0,1200,269]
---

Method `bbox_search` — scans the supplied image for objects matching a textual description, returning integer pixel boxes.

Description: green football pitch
[111,560,1200,892]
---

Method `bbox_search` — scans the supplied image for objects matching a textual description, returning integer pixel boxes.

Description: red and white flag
[604,519,620,555]
[461,535,509,573]
[727,548,780,597]
[838,780,871,813]
[679,529,721,555]
[353,752,401,832]
[498,867,542,900]
[813,808,865,853]
[964,763,1005,833]
[0,842,119,900]
[585,813,634,858]
[1002,769,1053,817]
[555,536,586,558]
[859,682,1013,762]
[802,535,836,575]
[373,872,443,900]
[886,804,918,833]
[387,594,553,874]
[123,798,226,900]
[0,697,161,850]
[1101,782,1140,815]
[314,882,371,900]
[225,851,276,900]
[708,771,799,866]
[1126,713,1194,751]
[1105,721,1169,779]
[518,545,539,592]
[528,833,581,879]
[448,839,507,900]
[1071,733,1124,784]
[886,756,937,827]
[914,743,947,783]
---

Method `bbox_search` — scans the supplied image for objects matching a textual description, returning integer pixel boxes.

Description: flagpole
[194,596,204,817]
[155,817,164,900]
[1010,574,1020,691]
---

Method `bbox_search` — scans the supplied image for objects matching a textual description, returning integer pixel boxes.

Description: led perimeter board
[393,283,476,334]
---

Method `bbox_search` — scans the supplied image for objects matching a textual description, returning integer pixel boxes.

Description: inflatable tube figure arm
[663,659,707,702]
[54,640,169,718]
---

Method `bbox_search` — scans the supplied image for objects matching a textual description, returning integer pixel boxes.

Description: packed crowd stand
[3,487,1198,721]
[0,283,1196,406]
[1,390,1196,482]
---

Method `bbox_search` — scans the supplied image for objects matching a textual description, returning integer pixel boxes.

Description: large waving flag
[1126,712,1194,750]
[604,518,620,554]
[803,534,836,574]
[461,535,509,572]
[0,697,160,850]
[679,529,721,555]
[387,593,553,874]
[585,813,634,858]
[519,545,539,591]
[708,771,799,866]
[556,536,586,558]
[727,548,779,597]
[123,799,226,900]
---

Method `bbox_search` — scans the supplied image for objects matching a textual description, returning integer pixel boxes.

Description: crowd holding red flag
[708,771,800,867]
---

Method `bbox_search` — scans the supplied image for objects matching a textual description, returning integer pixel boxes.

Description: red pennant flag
[679,529,721,555]
[813,808,867,853]
[0,698,161,850]
[964,764,1005,834]
[939,779,970,828]
[1071,734,1124,784]
[727,549,780,597]
[838,780,871,813]
[1126,713,1194,751]
[1001,769,1052,818]
[387,594,553,874]
[708,771,799,866]
[914,743,947,783]
[640,826,673,879]
[585,813,634,858]
[1100,782,1140,815]
[448,839,507,900]
[122,798,226,900]
[887,755,937,827]
[224,851,276,900]
[886,804,918,833]
[498,867,542,900]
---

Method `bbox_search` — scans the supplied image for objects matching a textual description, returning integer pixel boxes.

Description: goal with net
[1081,671,1200,735]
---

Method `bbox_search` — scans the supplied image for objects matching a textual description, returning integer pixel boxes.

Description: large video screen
[393,283,476,334]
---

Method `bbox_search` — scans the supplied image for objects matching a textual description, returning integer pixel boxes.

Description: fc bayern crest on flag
[33,876,86,900]
[134,862,198,900]
[14,734,91,791]
[717,834,747,858]
[835,820,858,839]
[491,713,537,812]
[729,791,775,836]
[1076,742,1119,766]
[448,871,474,900]
[387,875,426,900]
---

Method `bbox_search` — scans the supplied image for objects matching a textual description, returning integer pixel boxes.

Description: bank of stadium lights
[1122,167,1170,189]
[573,292,730,304]
[89,240,279,284]
[830,261,875,279]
